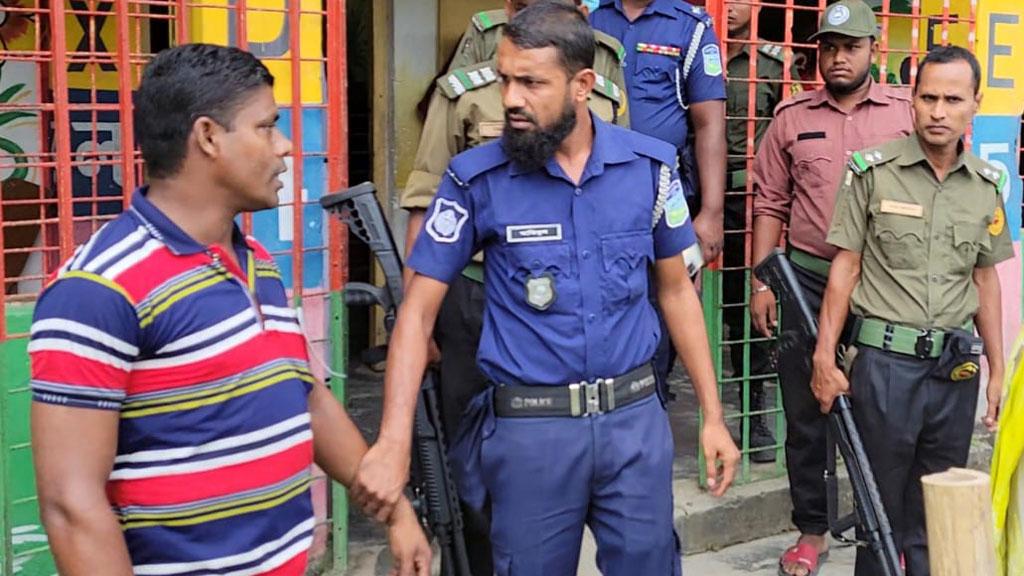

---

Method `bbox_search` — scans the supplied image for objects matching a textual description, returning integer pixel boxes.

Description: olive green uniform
[722,42,798,461]
[404,9,629,209]
[826,134,1013,576]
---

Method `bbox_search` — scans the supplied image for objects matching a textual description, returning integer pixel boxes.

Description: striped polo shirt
[29,188,316,575]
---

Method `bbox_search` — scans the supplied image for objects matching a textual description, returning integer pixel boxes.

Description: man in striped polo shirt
[29,44,430,576]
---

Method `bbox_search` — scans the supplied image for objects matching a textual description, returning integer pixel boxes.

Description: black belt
[494,364,657,418]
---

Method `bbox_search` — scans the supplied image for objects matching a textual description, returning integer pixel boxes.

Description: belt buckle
[585,381,602,416]
[569,382,583,417]
[915,330,935,358]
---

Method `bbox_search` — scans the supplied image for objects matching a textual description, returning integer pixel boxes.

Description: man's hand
[387,499,432,576]
[811,355,849,414]
[351,438,410,523]
[983,369,1003,432]
[693,210,724,263]
[750,288,778,338]
[702,419,740,497]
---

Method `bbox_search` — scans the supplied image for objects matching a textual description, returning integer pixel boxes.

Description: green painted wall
[2,304,56,575]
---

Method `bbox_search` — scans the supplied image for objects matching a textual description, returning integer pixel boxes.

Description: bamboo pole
[921,468,997,575]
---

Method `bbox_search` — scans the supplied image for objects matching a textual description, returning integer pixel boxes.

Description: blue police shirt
[408,115,697,386]
[590,0,726,150]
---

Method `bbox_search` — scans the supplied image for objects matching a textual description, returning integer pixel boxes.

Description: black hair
[504,0,595,76]
[133,43,274,179]
[915,45,981,94]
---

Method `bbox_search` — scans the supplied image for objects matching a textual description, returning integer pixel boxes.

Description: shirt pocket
[871,212,926,270]
[789,140,833,197]
[946,222,991,274]
[505,242,575,314]
[601,231,654,313]
[632,53,677,103]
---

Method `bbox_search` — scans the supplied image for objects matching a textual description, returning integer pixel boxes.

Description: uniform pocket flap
[601,232,654,273]
[506,242,573,278]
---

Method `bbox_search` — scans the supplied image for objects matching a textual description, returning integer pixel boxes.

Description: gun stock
[322,183,473,576]
[754,249,902,576]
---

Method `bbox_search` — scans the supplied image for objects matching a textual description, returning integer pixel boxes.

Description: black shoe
[748,418,777,463]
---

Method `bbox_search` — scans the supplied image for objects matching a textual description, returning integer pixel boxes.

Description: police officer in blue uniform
[590,0,727,261]
[351,3,739,574]
[590,0,727,386]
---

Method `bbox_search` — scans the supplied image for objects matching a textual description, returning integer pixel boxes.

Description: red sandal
[778,542,829,576]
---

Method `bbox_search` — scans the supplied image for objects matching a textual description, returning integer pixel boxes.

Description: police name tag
[879,199,924,218]
[479,121,504,138]
[525,273,556,311]
[506,224,563,243]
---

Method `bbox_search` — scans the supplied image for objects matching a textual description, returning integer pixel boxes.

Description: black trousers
[723,195,772,408]
[849,346,979,576]
[434,273,493,576]
[777,262,830,535]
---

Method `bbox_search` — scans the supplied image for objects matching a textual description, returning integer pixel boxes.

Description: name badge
[506,224,563,243]
[879,199,924,218]
[479,121,504,139]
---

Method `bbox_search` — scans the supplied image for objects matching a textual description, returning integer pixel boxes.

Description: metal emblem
[525,273,556,311]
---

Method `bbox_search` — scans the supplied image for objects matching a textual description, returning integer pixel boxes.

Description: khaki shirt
[827,134,1014,330]
[402,19,630,210]
[725,42,799,177]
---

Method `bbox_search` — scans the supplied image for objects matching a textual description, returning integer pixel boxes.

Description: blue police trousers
[454,392,681,575]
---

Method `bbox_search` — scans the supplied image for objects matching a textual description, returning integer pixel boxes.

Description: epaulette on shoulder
[773,89,816,114]
[625,129,678,168]
[594,29,627,63]
[436,60,499,99]
[848,141,900,175]
[758,43,784,63]
[880,83,912,102]
[472,9,506,32]
[447,141,509,188]
[971,156,1007,193]
[675,2,714,25]
[593,73,623,105]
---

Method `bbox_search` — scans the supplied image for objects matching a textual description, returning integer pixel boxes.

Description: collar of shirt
[608,0,677,19]
[506,112,639,181]
[130,186,252,256]
[807,80,895,111]
[895,133,969,174]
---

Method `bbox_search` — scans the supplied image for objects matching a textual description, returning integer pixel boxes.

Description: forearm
[750,216,785,289]
[402,209,426,289]
[658,274,723,423]
[973,266,1004,374]
[694,106,726,215]
[378,291,437,450]
[41,498,133,576]
[310,382,371,486]
[813,250,861,364]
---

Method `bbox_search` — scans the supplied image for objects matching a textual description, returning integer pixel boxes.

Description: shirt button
[931,275,941,282]
[532,259,542,268]
[847,117,853,122]
[588,314,597,323]
[845,150,852,156]
[574,187,583,196]
[582,250,591,259]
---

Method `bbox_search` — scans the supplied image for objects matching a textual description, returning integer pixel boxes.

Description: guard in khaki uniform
[813,46,1014,576]
[723,1,801,463]
[399,3,628,575]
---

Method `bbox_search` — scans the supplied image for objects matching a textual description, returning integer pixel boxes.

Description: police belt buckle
[569,379,616,417]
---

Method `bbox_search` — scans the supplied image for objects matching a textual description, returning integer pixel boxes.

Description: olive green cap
[809,0,879,41]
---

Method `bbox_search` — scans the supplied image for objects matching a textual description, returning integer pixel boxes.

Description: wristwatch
[752,284,770,294]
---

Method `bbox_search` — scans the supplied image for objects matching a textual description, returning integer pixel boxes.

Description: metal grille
[700,0,976,486]
[0,1,349,572]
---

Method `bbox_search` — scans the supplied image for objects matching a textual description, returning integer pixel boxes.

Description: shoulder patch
[448,141,509,187]
[472,9,506,32]
[593,73,623,104]
[436,61,499,99]
[594,29,627,63]
[758,43,784,62]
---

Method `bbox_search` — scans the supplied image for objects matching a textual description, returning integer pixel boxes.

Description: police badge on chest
[525,272,557,311]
